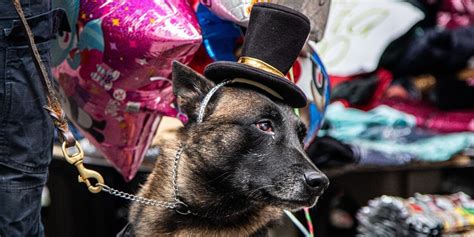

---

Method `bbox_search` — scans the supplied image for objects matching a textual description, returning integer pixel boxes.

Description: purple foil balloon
[51,0,201,181]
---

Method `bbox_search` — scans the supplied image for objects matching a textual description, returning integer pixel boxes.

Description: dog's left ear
[172,61,216,122]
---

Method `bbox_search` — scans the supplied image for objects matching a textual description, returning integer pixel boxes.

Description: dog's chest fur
[128,145,283,237]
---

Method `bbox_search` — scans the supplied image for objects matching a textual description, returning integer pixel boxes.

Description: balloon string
[285,59,317,237]
[287,65,314,237]
[304,207,315,237]
[284,210,311,237]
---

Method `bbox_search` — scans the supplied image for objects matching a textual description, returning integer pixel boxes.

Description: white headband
[197,80,233,123]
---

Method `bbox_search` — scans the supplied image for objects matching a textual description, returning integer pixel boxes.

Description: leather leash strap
[12,0,105,193]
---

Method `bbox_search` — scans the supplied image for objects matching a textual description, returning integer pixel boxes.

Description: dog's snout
[303,171,329,193]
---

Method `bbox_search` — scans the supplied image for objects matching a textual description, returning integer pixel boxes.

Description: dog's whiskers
[247,184,275,199]
[206,171,232,184]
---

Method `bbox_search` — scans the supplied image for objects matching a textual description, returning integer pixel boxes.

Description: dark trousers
[0,0,56,236]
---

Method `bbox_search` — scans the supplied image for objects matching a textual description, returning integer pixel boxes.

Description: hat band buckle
[238,56,285,78]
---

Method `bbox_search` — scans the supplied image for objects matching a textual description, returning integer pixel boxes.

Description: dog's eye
[255,121,273,133]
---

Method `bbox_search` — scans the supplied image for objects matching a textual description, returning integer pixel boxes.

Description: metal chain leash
[171,144,184,203]
[98,184,177,209]
[12,0,194,215]
[98,144,195,215]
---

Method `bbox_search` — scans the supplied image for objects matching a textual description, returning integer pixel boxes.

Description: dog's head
[173,62,329,211]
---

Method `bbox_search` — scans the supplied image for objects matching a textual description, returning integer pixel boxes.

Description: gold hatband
[237,56,285,78]
[231,78,283,100]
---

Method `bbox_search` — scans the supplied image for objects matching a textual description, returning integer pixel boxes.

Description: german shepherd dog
[128,62,329,236]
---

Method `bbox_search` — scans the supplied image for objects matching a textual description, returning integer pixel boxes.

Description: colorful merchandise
[322,102,417,141]
[352,145,416,166]
[321,102,474,162]
[353,132,474,162]
[380,98,474,133]
[358,193,474,236]
[51,0,202,181]
[437,0,474,29]
[330,69,393,110]
[331,74,380,107]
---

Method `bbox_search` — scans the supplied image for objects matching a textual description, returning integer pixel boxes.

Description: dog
[127,62,329,237]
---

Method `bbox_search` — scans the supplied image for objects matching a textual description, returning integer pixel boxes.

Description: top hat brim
[204,61,307,108]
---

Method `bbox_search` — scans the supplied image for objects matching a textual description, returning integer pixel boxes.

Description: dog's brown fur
[129,62,328,236]
[129,144,282,237]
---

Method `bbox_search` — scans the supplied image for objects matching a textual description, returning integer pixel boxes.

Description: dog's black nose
[304,171,329,193]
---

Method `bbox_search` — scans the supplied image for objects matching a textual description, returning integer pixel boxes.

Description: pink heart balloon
[51,0,201,181]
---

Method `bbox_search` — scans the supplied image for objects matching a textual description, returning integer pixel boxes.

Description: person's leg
[0,0,55,236]
[0,167,48,237]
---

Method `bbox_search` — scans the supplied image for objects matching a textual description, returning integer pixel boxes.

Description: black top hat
[204,3,310,108]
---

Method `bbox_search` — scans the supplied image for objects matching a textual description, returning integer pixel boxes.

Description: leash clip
[61,141,104,193]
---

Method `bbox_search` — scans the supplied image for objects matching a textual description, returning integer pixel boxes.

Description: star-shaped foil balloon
[51,0,202,181]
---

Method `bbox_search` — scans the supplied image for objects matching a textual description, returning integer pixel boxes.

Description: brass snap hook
[61,141,105,193]
[76,162,104,193]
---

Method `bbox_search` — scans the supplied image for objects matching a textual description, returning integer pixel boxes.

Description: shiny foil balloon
[51,0,201,181]
[296,42,330,147]
[196,4,243,61]
[200,0,331,41]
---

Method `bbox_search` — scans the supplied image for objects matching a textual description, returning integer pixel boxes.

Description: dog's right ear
[172,61,216,122]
